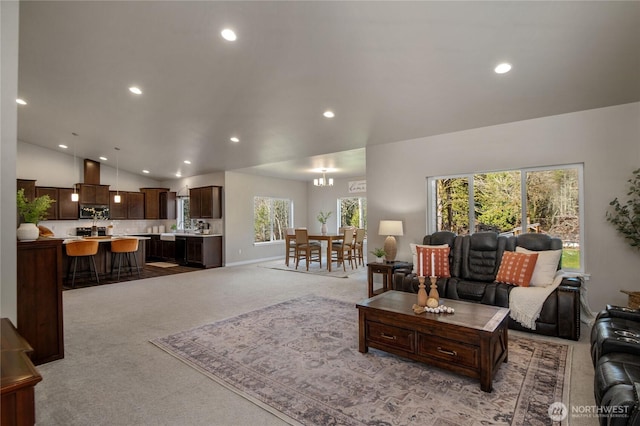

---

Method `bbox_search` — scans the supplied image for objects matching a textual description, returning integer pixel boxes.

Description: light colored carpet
[258,259,363,278]
[34,262,597,425]
[152,295,571,425]
[146,261,179,268]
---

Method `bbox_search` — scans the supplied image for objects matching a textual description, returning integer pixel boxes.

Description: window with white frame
[177,196,190,229]
[338,197,367,232]
[427,164,584,271]
[254,196,292,243]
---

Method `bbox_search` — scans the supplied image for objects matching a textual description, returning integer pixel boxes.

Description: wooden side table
[367,261,412,297]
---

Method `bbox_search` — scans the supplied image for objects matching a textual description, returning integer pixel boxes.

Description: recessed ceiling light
[175,172,182,177]
[183,160,191,164]
[323,110,335,118]
[58,144,68,149]
[230,137,240,143]
[129,86,143,95]
[494,63,512,74]
[99,156,107,161]
[142,169,150,174]
[16,98,27,105]
[221,28,237,41]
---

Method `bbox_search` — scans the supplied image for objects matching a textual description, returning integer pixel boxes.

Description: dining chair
[294,228,321,270]
[65,239,100,288]
[331,228,355,271]
[353,228,366,267]
[285,228,296,266]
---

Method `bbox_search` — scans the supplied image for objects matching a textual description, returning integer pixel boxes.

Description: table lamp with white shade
[378,220,404,262]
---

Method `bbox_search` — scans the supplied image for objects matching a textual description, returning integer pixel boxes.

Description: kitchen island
[61,236,149,279]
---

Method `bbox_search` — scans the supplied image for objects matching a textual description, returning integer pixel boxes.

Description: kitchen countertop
[61,236,151,244]
[135,232,223,237]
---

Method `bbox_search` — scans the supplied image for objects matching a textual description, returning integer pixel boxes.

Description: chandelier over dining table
[314,169,334,187]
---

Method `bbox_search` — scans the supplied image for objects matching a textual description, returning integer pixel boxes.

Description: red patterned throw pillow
[495,251,539,287]
[415,246,451,277]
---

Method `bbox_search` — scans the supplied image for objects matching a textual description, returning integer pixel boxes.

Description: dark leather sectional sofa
[591,306,640,426]
[393,231,582,340]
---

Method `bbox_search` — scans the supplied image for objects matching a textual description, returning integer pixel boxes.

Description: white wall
[1,1,19,322]
[18,141,161,191]
[366,103,640,311]
[224,171,308,265]
[307,176,367,235]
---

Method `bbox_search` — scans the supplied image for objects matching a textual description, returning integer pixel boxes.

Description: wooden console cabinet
[16,239,64,365]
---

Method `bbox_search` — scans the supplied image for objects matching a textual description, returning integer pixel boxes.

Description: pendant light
[71,134,79,202]
[113,147,121,203]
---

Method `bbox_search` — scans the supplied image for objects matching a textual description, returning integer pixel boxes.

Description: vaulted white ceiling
[16,1,640,181]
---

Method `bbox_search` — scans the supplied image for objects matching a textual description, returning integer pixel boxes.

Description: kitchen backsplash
[39,218,223,237]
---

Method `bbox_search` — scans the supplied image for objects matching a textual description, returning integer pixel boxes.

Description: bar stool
[110,238,140,280]
[65,240,100,288]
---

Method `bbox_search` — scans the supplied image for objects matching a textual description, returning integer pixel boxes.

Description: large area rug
[151,295,571,425]
[257,259,363,278]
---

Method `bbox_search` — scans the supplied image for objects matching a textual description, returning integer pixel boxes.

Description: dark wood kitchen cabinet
[127,192,145,219]
[146,235,176,261]
[189,186,222,219]
[79,184,110,205]
[17,179,36,200]
[35,187,58,220]
[109,191,127,219]
[160,191,177,220]
[185,236,222,268]
[57,188,79,219]
[36,187,78,220]
[140,188,171,219]
[16,239,64,365]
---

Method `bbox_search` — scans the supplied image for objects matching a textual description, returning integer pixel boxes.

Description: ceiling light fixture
[114,147,121,203]
[221,28,237,41]
[99,156,107,161]
[323,110,335,118]
[313,169,334,187]
[59,144,68,149]
[176,172,182,177]
[16,98,27,105]
[184,160,191,164]
[494,63,512,74]
[142,170,150,174]
[129,86,142,95]
[230,137,239,143]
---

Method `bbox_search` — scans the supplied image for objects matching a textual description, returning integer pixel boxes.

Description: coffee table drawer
[367,321,415,352]
[417,334,479,369]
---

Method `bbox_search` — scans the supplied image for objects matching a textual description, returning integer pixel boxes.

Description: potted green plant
[317,211,332,235]
[16,188,55,240]
[370,248,386,263]
[606,168,640,250]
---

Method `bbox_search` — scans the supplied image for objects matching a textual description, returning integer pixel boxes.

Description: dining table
[285,233,344,272]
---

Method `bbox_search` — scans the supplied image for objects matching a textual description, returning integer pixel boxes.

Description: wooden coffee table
[356,291,510,392]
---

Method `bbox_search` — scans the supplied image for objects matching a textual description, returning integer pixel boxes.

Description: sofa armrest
[556,281,581,340]
[393,268,414,291]
[559,276,582,289]
[600,305,640,322]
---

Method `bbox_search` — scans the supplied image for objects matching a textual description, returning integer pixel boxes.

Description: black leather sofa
[591,305,640,426]
[393,231,582,340]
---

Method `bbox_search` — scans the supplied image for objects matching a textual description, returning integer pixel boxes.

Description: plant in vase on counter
[16,189,55,240]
